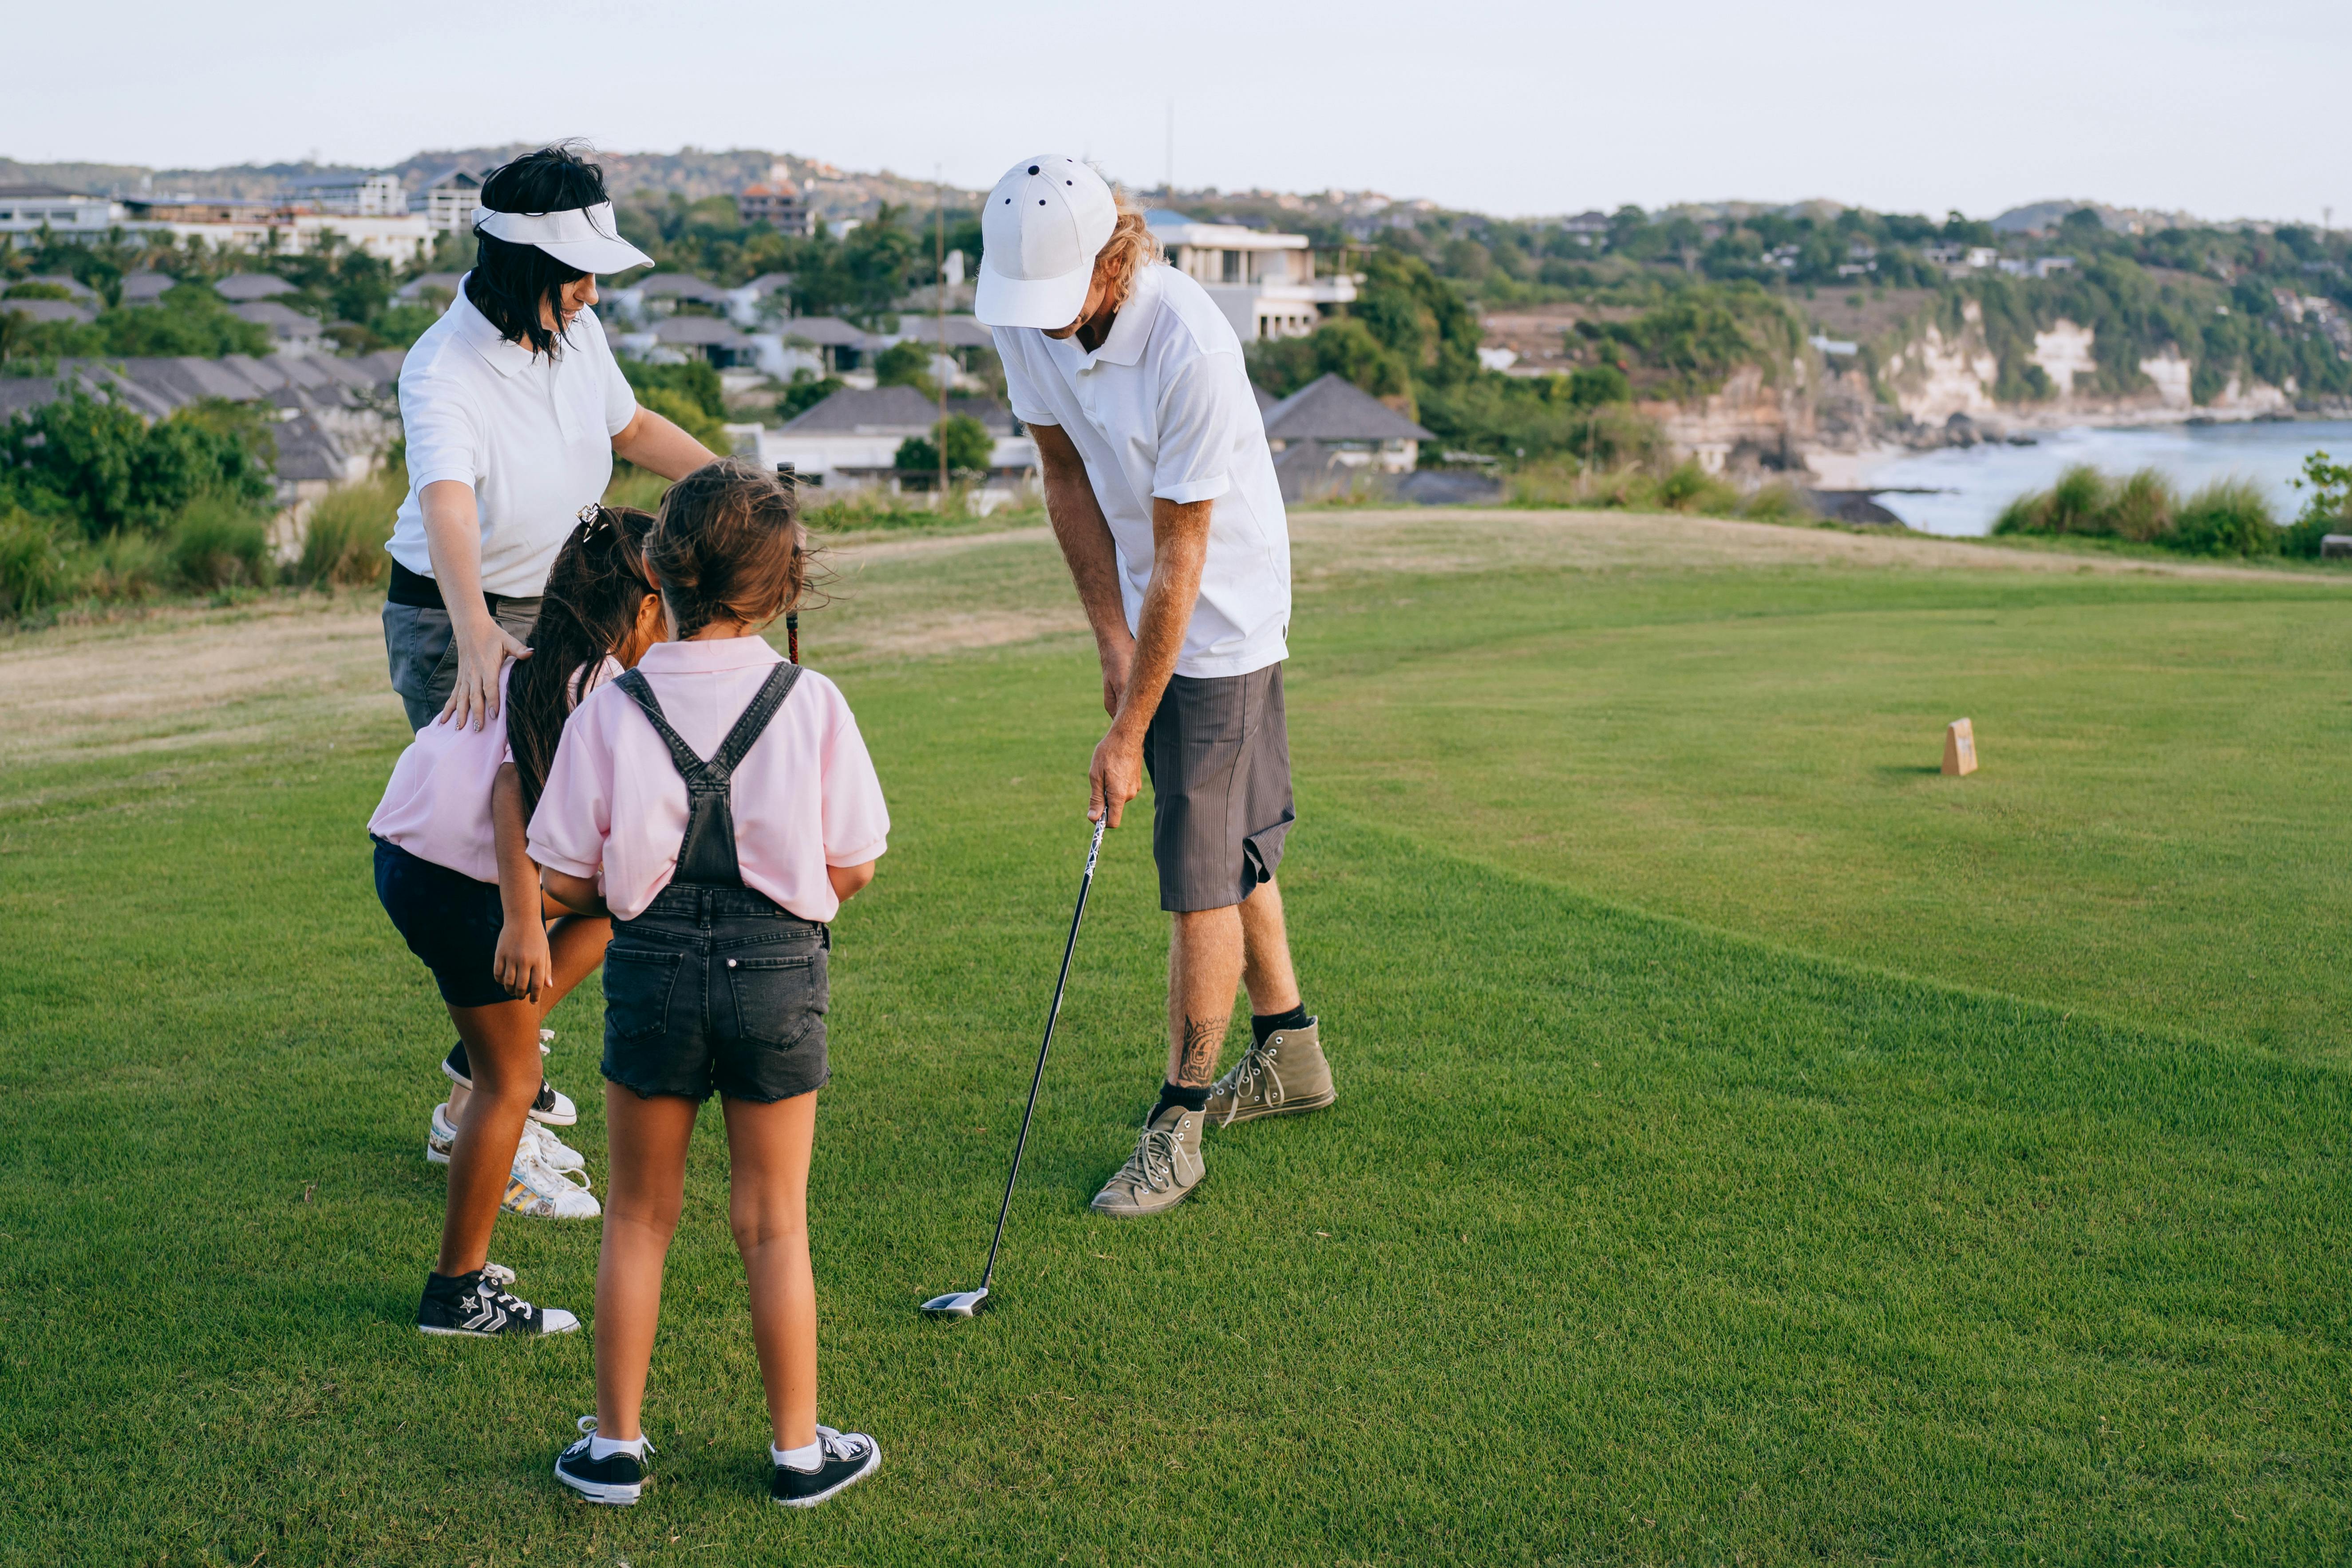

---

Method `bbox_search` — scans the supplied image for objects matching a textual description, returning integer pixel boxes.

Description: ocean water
[1850,419,2352,537]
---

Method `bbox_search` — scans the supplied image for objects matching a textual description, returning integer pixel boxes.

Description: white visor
[471,201,653,275]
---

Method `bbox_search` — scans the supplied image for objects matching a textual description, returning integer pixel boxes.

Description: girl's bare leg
[447,912,610,1122]
[433,998,543,1276]
[595,1087,701,1443]
[722,1091,820,1451]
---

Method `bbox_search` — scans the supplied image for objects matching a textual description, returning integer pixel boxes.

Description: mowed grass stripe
[3,625,2348,1564]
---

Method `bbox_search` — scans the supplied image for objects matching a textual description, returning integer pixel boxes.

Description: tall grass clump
[295,473,402,588]
[2171,478,2278,557]
[0,509,68,617]
[168,496,276,590]
[1996,463,2282,557]
[1510,457,1814,524]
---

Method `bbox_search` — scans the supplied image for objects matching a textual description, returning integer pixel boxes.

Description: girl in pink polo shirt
[369,505,666,1339]
[529,460,889,1510]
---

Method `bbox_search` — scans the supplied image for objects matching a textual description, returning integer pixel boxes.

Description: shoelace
[815,1424,872,1461]
[1212,1040,1285,1122]
[1115,1126,1182,1194]
[573,1414,656,1457]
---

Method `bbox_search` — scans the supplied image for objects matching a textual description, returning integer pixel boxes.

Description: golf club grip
[980,818,1108,1292]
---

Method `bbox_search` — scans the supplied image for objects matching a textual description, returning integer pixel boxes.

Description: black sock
[1252,1006,1310,1047]
[1152,1081,1209,1120]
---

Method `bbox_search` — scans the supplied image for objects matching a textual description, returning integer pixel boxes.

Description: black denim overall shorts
[599,664,831,1104]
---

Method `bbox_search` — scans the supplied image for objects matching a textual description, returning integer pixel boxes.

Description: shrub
[80,529,170,601]
[295,474,401,588]
[872,340,937,395]
[633,385,728,454]
[2171,477,2278,557]
[2106,467,2179,543]
[894,415,993,482]
[1740,480,1815,523]
[0,508,67,617]
[169,497,276,589]
[1655,458,1741,514]
[2282,449,2351,559]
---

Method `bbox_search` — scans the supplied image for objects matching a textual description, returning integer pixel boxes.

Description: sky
[9,0,2350,225]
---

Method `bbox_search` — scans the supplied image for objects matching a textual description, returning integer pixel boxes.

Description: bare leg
[1167,905,1245,1089]
[722,1092,820,1451]
[1237,876,1301,1017]
[594,1087,700,1444]
[445,912,610,1123]
[433,998,543,1276]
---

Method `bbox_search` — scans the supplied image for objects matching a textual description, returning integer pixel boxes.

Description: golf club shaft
[979,816,1107,1294]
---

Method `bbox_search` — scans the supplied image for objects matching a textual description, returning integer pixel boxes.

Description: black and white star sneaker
[416,1268,580,1337]
[442,1038,578,1126]
[771,1425,881,1508]
[555,1416,651,1506]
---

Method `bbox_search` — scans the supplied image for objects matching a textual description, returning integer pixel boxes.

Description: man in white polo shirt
[977,155,1335,1218]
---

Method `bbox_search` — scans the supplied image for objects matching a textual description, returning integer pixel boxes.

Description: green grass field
[4,511,2348,1564]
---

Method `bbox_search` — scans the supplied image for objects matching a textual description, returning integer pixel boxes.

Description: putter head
[919,1288,990,1319]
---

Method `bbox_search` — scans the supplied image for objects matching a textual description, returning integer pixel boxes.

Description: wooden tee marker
[1942,718,1978,777]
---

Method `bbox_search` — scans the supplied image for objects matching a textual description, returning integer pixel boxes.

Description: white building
[412,168,486,234]
[0,184,124,245]
[1144,210,1357,341]
[119,198,436,265]
[285,172,409,217]
[746,384,1035,492]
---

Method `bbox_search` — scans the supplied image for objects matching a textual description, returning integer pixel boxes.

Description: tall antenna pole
[1165,100,1175,197]
[936,166,948,508]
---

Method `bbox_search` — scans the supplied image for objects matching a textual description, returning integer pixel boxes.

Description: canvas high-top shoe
[1090,1103,1206,1218]
[1204,1017,1335,1127]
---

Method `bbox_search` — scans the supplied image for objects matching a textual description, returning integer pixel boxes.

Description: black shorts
[1142,663,1297,913]
[601,883,830,1104]
[373,837,513,1010]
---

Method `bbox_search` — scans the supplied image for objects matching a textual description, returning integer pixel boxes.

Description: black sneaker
[441,1040,578,1127]
[771,1425,881,1508]
[556,1416,650,1506]
[416,1268,580,1337]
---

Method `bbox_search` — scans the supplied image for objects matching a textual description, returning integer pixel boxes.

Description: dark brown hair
[466,143,608,359]
[648,458,813,640]
[508,505,657,812]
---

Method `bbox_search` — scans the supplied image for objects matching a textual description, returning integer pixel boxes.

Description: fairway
[4,511,2348,1564]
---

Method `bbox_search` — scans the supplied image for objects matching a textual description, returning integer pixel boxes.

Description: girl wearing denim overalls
[528,460,889,1509]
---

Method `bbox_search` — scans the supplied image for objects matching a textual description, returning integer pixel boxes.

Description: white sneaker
[525,1118,588,1174]
[426,1102,458,1165]
[504,1149,601,1220]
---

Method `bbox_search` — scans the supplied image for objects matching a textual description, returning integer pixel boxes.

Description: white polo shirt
[994,263,1290,679]
[387,274,639,598]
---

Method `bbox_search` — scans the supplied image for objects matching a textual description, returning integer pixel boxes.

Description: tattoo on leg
[1176,1014,1224,1087]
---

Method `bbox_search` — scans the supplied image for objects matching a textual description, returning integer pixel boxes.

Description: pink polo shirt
[368,658,624,884]
[527,637,889,923]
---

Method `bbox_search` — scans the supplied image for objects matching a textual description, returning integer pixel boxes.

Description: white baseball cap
[974,155,1118,330]
[470,200,653,275]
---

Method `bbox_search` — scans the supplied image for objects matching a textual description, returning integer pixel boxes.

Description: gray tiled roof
[2,297,95,324]
[779,384,1012,435]
[653,315,750,346]
[1261,373,1432,442]
[886,316,996,351]
[214,273,299,302]
[119,270,177,303]
[24,273,95,299]
[230,300,323,338]
[776,316,878,349]
[636,274,731,303]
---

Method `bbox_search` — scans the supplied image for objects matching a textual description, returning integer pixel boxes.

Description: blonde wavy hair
[1094,191,1163,310]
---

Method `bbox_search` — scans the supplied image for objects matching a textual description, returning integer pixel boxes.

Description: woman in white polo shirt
[381,145,716,1218]
[383,144,716,734]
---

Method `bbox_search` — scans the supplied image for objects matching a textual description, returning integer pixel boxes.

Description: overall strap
[707,664,802,782]
[613,670,710,784]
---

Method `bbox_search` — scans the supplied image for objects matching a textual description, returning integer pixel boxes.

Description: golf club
[921,815,1108,1319]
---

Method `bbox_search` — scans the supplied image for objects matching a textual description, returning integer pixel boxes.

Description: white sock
[773,1438,822,1472]
[589,1433,647,1462]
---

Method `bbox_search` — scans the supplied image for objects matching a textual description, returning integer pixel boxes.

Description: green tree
[873,340,938,396]
[894,414,993,479]
[0,389,275,537]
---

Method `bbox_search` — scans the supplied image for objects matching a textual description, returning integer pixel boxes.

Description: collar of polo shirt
[450,271,554,376]
[1059,266,1162,371]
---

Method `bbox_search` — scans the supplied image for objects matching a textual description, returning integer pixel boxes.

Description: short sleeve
[526,695,615,881]
[816,687,891,867]
[991,327,1057,427]
[597,322,638,437]
[1150,349,1240,506]
[399,372,482,491]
